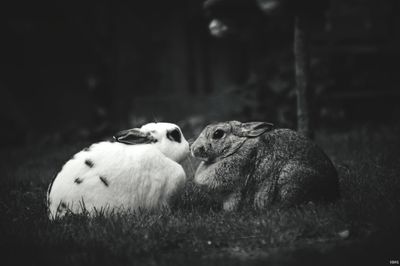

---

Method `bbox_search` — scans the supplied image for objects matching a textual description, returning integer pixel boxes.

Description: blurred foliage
[1,0,400,147]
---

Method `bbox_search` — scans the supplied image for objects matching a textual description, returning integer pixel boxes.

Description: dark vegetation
[2,0,400,146]
[0,125,399,266]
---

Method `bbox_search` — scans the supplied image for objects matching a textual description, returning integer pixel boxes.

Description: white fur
[47,123,189,219]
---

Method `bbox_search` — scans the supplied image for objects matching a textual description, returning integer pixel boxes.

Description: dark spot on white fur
[74,177,83,184]
[83,147,90,151]
[99,176,109,187]
[167,128,182,143]
[85,159,94,168]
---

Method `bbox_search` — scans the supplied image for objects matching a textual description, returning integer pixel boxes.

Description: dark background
[1,0,400,146]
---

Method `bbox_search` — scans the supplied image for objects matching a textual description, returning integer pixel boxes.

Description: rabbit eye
[212,129,225,140]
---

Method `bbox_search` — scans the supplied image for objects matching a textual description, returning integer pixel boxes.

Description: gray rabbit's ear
[113,129,157,145]
[235,122,274,137]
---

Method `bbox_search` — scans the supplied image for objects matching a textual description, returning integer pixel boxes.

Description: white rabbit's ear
[113,129,157,145]
[234,122,274,137]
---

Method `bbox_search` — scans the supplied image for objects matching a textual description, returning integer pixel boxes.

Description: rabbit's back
[259,129,332,164]
[255,129,339,205]
[48,142,185,218]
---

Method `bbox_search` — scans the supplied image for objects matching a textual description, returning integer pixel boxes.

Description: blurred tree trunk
[294,15,313,138]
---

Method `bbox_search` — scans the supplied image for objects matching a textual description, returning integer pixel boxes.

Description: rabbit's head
[114,122,189,162]
[191,121,274,163]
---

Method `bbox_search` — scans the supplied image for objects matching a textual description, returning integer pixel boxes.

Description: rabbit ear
[234,122,274,137]
[113,129,157,145]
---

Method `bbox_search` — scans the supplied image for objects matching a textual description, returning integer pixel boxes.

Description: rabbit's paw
[254,185,275,209]
[254,192,269,209]
[223,192,241,211]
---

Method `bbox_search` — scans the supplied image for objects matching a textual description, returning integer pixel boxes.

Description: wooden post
[294,14,313,138]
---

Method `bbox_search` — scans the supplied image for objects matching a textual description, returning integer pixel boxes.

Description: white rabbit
[47,122,189,219]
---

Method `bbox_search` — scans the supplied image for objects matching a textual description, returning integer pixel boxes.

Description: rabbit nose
[191,145,206,157]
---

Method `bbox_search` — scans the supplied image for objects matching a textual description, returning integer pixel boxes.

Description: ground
[0,125,399,266]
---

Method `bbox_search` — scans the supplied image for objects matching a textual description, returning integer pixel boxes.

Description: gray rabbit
[191,121,339,210]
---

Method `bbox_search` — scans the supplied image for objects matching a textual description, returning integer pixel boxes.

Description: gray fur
[191,121,339,210]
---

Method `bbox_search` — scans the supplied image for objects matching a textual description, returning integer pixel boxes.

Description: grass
[1,125,400,266]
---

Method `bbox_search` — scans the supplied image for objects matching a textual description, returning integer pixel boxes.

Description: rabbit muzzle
[191,140,216,162]
[191,144,207,159]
